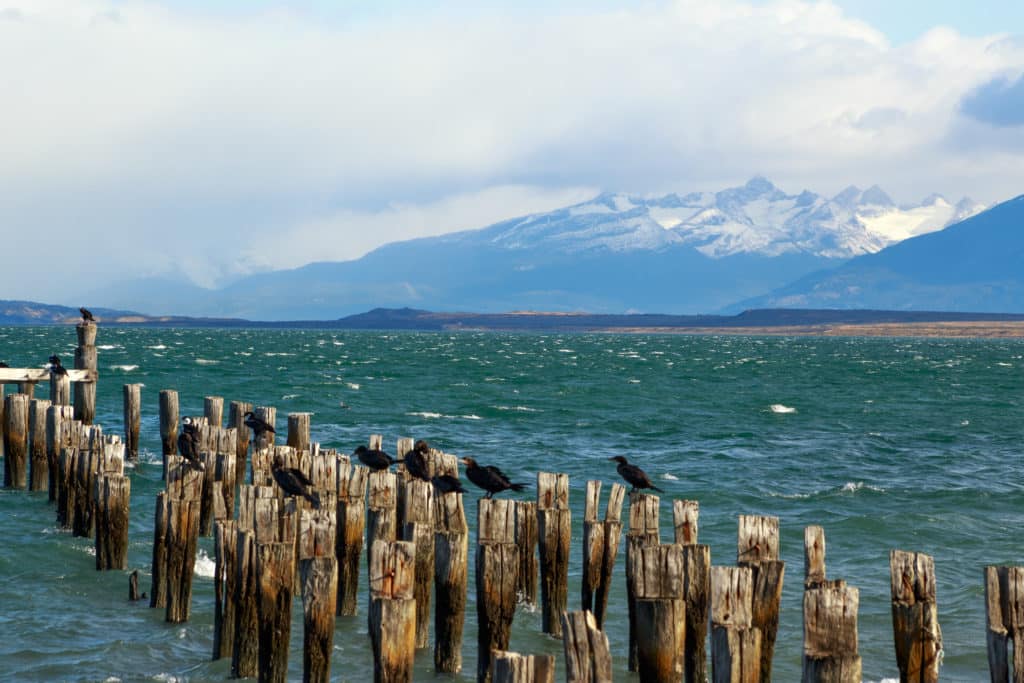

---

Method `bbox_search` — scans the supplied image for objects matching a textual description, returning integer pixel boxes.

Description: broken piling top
[804,525,826,589]
[369,539,415,600]
[673,499,700,545]
[890,549,936,605]
[738,514,779,563]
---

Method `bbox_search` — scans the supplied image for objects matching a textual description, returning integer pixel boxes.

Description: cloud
[960,74,1024,126]
[0,0,1022,303]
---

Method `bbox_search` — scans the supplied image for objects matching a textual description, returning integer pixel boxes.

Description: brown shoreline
[583,321,1024,338]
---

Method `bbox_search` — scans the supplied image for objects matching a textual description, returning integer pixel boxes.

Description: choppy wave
[346,382,360,390]
[97,344,119,350]
[406,411,482,421]
[146,344,167,350]
[110,364,138,371]
[195,359,219,365]
[193,549,215,578]
[662,473,679,480]
[770,481,887,499]
[493,405,540,412]
[769,403,796,413]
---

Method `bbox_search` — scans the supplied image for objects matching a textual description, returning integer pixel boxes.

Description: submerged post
[73,322,97,424]
[123,383,141,460]
[537,471,570,636]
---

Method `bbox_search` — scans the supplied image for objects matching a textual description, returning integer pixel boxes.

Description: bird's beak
[608,456,617,461]
[459,457,469,465]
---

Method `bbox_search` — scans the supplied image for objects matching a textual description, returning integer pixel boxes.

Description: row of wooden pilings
[0,372,1020,681]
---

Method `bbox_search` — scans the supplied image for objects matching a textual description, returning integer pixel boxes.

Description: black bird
[403,439,431,481]
[609,455,662,493]
[272,456,321,509]
[353,444,396,471]
[48,354,68,376]
[461,456,527,499]
[244,411,276,438]
[79,307,95,322]
[177,417,204,471]
[431,474,467,495]
[0,361,8,368]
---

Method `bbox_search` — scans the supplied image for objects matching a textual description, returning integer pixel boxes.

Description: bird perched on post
[79,307,95,322]
[431,474,467,495]
[272,456,321,509]
[609,455,662,492]
[0,361,8,368]
[243,411,275,439]
[353,444,396,471]
[461,456,527,499]
[403,439,431,481]
[177,416,204,471]
[48,355,68,376]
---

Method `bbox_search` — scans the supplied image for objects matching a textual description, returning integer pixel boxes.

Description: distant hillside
[735,194,1024,313]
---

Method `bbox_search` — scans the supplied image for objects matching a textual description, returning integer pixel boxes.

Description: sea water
[0,326,1021,681]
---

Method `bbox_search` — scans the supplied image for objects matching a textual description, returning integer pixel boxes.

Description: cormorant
[48,355,68,376]
[431,474,467,495]
[177,417,204,471]
[272,456,321,509]
[353,444,396,471]
[79,307,95,322]
[244,411,276,438]
[403,439,431,481]
[609,455,662,493]
[0,361,8,368]
[461,456,526,499]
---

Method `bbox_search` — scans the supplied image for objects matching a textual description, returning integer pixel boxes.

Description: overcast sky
[2,0,1022,302]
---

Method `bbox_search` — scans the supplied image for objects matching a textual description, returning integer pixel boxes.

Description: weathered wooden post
[336,457,369,616]
[512,500,538,607]
[803,581,861,682]
[204,395,224,428]
[626,491,660,670]
[213,519,238,662]
[287,412,311,453]
[581,481,625,629]
[369,539,416,683]
[633,543,687,682]
[402,477,435,648]
[256,540,295,683]
[434,482,469,673]
[711,565,762,683]
[198,425,237,535]
[122,383,141,460]
[73,321,97,424]
[890,550,941,683]
[159,389,178,480]
[0,383,5,460]
[28,398,51,491]
[805,525,826,590]
[561,610,613,683]
[3,393,29,488]
[491,651,555,683]
[301,555,338,683]
[366,469,398,574]
[537,471,570,636]
[229,400,252,486]
[71,426,103,537]
[477,498,521,683]
[233,527,259,678]
[253,405,276,451]
[94,473,130,570]
[50,369,71,406]
[738,514,785,683]
[150,457,203,622]
[984,565,1024,682]
[45,404,74,502]
[674,499,711,683]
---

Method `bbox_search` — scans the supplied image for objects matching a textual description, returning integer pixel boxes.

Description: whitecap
[960,420,970,426]
[769,404,796,414]
[627,379,641,384]
[193,548,215,578]
[407,411,444,419]
[461,415,482,420]
[147,344,167,350]
[97,344,119,350]
[662,473,678,480]
[195,359,219,365]
[110,364,139,372]
[840,481,885,493]
[493,406,540,412]
[281,394,300,400]
[346,382,361,390]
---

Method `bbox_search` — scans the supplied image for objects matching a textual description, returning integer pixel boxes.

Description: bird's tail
[510,482,527,492]
[650,484,663,492]
[306,492,322,510]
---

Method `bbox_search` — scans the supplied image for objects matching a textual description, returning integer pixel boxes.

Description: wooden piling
[369,539,417,683]
[336,458,369,616]
[537,471,570,636]
[581,481,625,629]
[711,565,762,683]
[514,500,538,606]
[366,469,398,574]
[254,405,276,451]
[232,529,259,678]
[434,483,469,673]
[229,400,253,486]
[50,370,70,406]
[45,404,74,502]
[301,555,338,683]
[28,398,51,491]
[73,322,97,424]
[889,550,941,683]
[94,473,130,570]
[71,426,103,537]
[213,520,238,662]
[159,389,178,480]
[626,491,660,671]
[476,498,520,683]
[803,580,861,682]
[204,395,224,428]
[984,565,1024,682]
[287,412,311,453]
[675,499,711,683]
[150,458,203,621]
[130,569,141,601]
[738,514,785,683]
[3,393,29,488]
[491,651,555,683]
[805,525,826,590]
[561,610,613,683]
[255,541,294,683]
[402,478,435,648]
[123,383,141,460]
[631,543,687,682]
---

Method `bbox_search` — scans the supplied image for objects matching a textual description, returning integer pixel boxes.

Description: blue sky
[1,0,1022,299]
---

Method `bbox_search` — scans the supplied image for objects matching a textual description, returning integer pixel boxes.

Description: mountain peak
[744,175,778,195]
[860,185,894,207]
[833,185,862,206]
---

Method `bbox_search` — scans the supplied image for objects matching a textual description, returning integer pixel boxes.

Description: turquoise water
[1,326,1022,681]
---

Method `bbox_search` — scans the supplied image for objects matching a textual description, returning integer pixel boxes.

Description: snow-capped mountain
[446,176,984,260]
